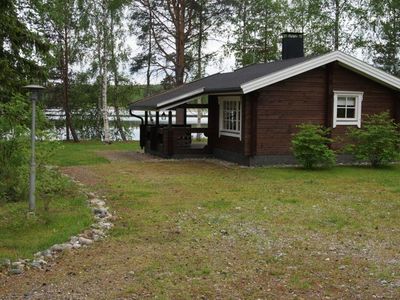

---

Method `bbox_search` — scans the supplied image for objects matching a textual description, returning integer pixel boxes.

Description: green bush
[292,124,336,169]
[346,112,400,167]
[0,94,57,203]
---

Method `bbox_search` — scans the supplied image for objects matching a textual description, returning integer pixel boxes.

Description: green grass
[0,141,139,262]
[2,141,400,298]
[50,141,140,166]
[66,157,400,298]
[0,179,92,261]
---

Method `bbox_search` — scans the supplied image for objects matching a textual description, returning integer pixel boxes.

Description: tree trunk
[101,1,111,143]
[62,26,79,142]
[102,59,110,143]
[196,1,204,140]
[175,0,185,86]
[145,1,152,97]
[110,13,127,141]
[334,0,340,51]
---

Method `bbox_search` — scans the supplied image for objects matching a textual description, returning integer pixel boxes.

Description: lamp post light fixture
[23,84,45,215]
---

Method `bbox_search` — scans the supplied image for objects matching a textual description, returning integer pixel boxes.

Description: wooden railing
[140,125,209,156]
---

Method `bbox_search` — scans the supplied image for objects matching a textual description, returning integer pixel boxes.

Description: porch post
[145,111,148,126]
[156,111,159,127]
[167,110,173,156]
[183,108,187,126]
[168,111,172,127]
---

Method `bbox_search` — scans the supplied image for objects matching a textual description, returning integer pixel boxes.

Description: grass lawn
[0,141,138,263]
[1,142,399,298]
[50,140,140,166]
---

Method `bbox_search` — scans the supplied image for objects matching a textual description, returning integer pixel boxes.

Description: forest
[1,0,399,141]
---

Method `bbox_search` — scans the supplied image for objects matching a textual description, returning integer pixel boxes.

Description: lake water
[45,108,208,141]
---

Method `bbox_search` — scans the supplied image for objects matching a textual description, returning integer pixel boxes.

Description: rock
[92,229,105,236]
[78,237,93,246]
[93,207,109,218]
[1,259,11,268]
[9,268,23,275]
[72,243,81,249]
[51,244,64,252]
[70,236,79,243]
[11,262,24,269]
[90,199,106,207]
[98,222,113,230]
[127,271,135,276]
[42,249,52,258]
[31,261,42,269]
[339,265,346,270]
[220,229,229,236]
[51,244,71,252]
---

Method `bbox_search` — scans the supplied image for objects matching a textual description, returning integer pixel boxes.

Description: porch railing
[140,125,209,156]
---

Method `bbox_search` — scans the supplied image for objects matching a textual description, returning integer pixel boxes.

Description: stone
[339,265,346,270]
[50,244,64,252]
[50,243,73,253]
[42,249,52,258]
[78,237,93,246]
[90,199,106,207]
[1,259,11,268]
[11,262,24,269]
[93,207,109,218]
[31,261,42,269]
[98,222,113,230]
[70,236,79,243]
[9,268,23,275]
[92,229,105,236]
[72,243,81,249]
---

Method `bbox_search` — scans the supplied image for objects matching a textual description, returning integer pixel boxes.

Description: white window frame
[218,96,242,140]
[333,91,364,128]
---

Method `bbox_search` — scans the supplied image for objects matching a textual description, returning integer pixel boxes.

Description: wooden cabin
[129,33,400,166]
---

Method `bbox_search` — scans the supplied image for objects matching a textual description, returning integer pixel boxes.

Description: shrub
[346,112,400,167]
[0,94,55,203]
[292,124,336,169]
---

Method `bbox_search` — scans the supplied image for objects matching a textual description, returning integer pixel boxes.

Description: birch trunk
[101,0,110,143]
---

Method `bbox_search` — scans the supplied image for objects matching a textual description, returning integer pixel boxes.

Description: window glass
[219,97,241,137]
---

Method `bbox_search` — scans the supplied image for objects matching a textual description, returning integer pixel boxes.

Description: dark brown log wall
[254,64,399,155]
[330,64,398,149]
[255,67,327,155]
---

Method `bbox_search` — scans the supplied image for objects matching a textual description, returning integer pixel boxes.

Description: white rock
[78,237,93,245]
[72,243,81,249]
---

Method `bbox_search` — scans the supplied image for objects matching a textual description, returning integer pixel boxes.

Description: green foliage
[292,124,336,169]
[346,112,400,167]
[0,94,57,203]
[227,0,286,67]
[0,0,48,101]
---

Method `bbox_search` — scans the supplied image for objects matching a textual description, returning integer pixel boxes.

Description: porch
[136,104,211,158]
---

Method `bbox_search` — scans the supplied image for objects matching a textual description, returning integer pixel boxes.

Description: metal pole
[29,95,36,213]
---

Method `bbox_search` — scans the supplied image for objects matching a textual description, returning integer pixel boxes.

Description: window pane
[337,108,346,118]
[338,98,346,106]
[347,98,356,107]
[347,108,355,118]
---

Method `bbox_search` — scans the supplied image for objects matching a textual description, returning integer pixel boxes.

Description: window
[219,96,242,139]
[333,91,363,128]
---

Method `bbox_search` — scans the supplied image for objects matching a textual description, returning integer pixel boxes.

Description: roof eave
[241,51,400,93]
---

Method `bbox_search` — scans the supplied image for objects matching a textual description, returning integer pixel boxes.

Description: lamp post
[23,84,45,214]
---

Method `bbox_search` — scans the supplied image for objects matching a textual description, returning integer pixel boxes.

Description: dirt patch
[97,151,161,162]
